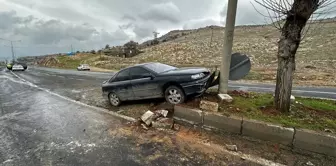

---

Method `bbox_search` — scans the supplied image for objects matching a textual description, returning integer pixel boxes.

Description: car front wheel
[108,93,121,106]
[165,86,185,105]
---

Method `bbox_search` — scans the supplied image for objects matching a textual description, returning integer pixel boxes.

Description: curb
[173,105,336,157]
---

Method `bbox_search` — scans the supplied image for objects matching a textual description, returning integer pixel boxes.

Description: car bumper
[181,75,210,96]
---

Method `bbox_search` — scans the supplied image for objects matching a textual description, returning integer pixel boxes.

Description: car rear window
[144,63,176,74]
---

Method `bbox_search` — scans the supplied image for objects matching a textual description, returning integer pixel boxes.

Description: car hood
[160,67,209,76]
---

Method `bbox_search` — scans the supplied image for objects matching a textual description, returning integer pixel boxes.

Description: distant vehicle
[102,62,212,106]
[12,64,25,71]
[7,62,27,71]
[77,64,90,71]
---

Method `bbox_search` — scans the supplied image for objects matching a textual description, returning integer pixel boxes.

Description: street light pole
[0,38,21,63]
[11,41,15,63]
[219,0,238,94]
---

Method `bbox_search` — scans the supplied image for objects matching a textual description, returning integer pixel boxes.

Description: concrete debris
[156,110,169,117]
[218,94,233,103]
[290,95,295,103]
[141,124,149,130]
[141,111,155,126]
[306,161,314,166]
[226,144,238,152]
[324,129,333,133]
[152,118,174,129]
[139,110,174,130]
[200,100,219,112]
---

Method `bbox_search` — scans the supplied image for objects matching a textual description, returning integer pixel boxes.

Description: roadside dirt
[109,122,336,166]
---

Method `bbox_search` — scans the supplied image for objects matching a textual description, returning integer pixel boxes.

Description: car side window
[113,69,130,82]
[130,67,151,79]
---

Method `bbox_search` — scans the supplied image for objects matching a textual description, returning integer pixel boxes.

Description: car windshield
[144,63,177,74]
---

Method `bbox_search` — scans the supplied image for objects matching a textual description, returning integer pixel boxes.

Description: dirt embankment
[27,22,336,86]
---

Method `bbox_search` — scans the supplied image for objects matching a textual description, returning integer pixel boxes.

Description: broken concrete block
[226,144,238,152]
[152,118,174,129]
[290,95,295,103]
[200,100,219,112]
[156,110,169,117]
[218,94,233,103]
[141,111,154,126]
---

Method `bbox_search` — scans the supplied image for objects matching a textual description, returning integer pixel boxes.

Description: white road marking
[9,71,135,122]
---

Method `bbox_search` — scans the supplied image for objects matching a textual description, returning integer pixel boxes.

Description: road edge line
[10,71,136,122]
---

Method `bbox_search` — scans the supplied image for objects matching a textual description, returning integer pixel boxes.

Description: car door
[130,67,160,99]
[108,69,134,100]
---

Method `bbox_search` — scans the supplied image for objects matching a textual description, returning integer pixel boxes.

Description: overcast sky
[0,0,335,60]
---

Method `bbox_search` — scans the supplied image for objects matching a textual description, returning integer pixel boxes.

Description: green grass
[56,54,99,69]
[297,98,336,111]
[57,56,82,69]
[210,92,336,131]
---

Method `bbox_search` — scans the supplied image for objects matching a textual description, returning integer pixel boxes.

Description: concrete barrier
[294,129,336,157]
[203,112,242,134]
[242,119,294,146]
[173,105,203,125]
[173,105,336,157]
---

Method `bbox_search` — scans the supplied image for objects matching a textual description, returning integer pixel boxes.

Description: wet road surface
[0,67,259,165]
[27,66,336,100]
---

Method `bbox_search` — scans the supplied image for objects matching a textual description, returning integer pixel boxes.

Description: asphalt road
[28,66,336,100]
[0,67,257,166]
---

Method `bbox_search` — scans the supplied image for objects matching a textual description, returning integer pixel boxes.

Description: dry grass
[46,22,336,86]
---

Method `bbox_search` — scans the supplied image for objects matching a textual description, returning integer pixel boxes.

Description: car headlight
[191,73,205,80]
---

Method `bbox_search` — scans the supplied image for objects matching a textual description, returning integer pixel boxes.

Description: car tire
[108,92,121,107]
[164,85,185,105]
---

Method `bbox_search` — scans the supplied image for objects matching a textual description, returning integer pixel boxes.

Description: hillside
[30,22,336,86]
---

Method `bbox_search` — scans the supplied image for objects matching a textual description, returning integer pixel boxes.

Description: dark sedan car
[102,62,212,106]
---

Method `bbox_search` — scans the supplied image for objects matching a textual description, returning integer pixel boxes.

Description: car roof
[119,62,160,70]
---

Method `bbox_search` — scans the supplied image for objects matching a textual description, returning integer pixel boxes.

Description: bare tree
[254,0,335,112]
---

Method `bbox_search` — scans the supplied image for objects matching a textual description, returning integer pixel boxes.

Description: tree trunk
[274,0,318,112]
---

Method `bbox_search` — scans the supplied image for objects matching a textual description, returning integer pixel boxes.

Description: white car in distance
[12,64,25,71]
[77,64,90,71]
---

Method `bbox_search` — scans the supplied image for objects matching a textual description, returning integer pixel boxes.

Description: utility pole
[71,44,73,53]
[219,0,238,94]
[11,41,15,63]
[0,38,21,63]
[210,27,214,48]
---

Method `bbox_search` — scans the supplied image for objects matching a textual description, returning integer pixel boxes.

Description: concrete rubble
[226,144,238,152]
[290,95,295,103]
[152,118,174,129]
[218,94,233,103]
[306,161,314,166]
[140,111,155,126]
[139,110,175,130]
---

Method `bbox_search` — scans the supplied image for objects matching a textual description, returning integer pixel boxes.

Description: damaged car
[102,62,216,106]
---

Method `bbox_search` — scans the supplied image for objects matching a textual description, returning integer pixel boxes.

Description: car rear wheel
[108,93,121,106]
[165,86,185,105]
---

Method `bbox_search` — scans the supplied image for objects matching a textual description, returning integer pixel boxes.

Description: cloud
[0,10,130,59]
[183,18,221,30]
[139,2,181,23]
